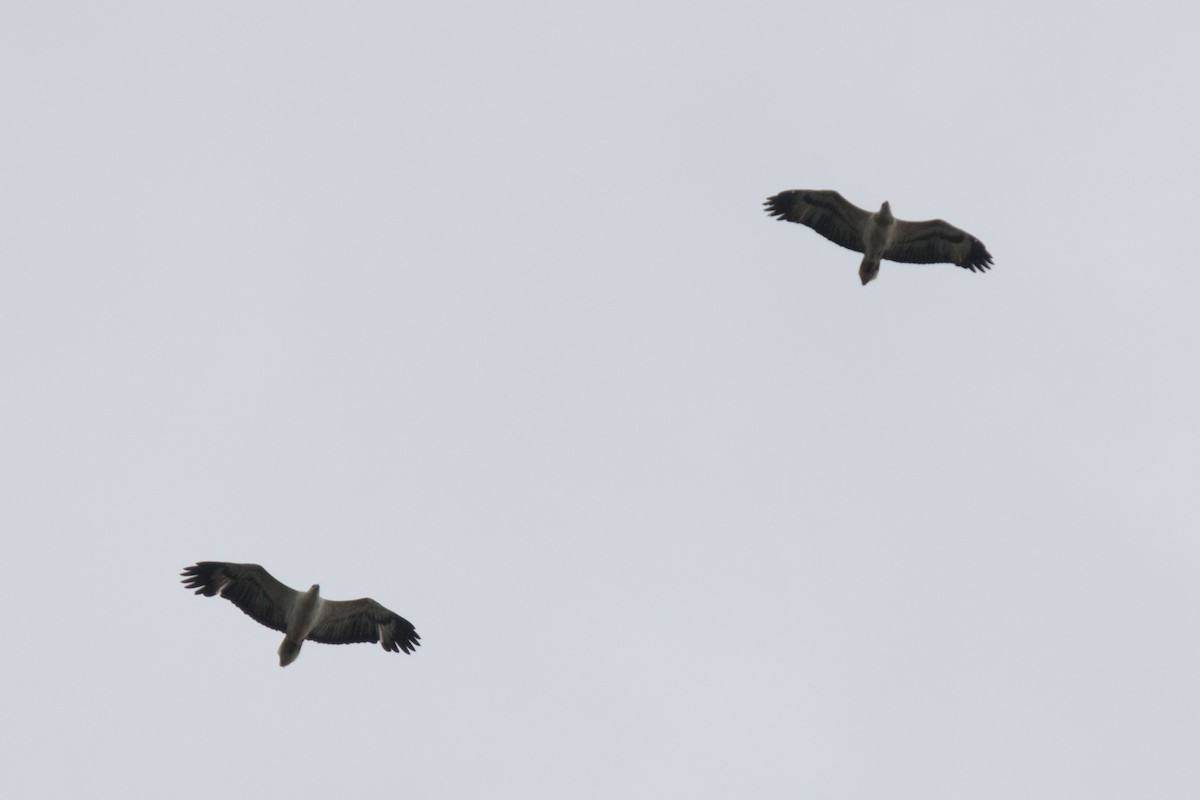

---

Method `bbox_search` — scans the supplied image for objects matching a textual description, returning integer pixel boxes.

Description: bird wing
[308,597,421,654]
[885,218,993,272]
[180,562,296,633]
[763,190,872,254]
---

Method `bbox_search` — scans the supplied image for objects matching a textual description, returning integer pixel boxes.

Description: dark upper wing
[885,218,993,272]
[308,598,421,654]
[180,562,296,633]
[764,190,871,254]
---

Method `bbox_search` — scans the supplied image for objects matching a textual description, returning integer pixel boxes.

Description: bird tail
[278,637,303,667]
[859,255,880,285]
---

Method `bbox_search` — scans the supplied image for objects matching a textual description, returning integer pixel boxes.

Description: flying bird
[181,561,420,666]
[764,190,993,285]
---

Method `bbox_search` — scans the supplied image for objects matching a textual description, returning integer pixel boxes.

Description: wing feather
[309,598,421,654]
[886,219,993,272]
[180,562,296,633]
[764,190,871,254]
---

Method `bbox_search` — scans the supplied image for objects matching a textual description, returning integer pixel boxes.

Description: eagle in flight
[764,190,993,285]
[181,561,420,666]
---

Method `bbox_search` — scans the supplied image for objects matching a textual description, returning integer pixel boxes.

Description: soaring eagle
[764,190,993,285]
[181,562,420,666]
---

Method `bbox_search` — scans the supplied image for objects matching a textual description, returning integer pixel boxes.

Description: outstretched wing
[309,598,421,654]
[764,190,872,254]
[885,218,993,272]
[180,562,297,633]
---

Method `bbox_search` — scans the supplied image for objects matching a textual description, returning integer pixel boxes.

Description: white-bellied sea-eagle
[764,190,993,285]
[181,561,420,666]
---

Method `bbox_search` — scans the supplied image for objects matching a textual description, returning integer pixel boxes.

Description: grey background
[3,2,1198,798]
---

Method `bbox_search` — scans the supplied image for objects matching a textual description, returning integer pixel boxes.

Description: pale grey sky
[3,2,1199,798]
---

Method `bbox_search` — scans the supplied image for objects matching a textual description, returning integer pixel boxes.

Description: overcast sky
[4,3,1199,798]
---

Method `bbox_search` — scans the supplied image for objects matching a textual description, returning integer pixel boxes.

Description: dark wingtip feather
[387,618,421,654]
[180,562,221,596]
[964,239,994,273]
[763,190,800,221]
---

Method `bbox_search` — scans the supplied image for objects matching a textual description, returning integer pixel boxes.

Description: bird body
[764,190,992,284]
[858,200,895,285]
[181,562,420,666]
[277,583,321,666]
